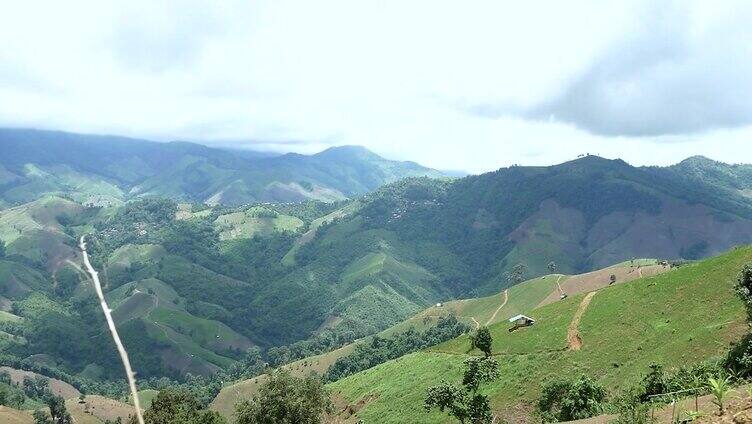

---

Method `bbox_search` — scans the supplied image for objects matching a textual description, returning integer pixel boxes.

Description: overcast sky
[1,1,751,173]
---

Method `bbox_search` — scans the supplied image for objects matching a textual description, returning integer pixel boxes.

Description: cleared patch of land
[0,407,32,424]
[214,206,304,241]
[0,366,81,399]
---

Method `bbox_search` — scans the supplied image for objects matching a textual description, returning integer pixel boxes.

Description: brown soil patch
[66,395,137,423]
[328,392,380,423]
[567,292,597,351]
[0,366,81,399]
[0,407,33,424]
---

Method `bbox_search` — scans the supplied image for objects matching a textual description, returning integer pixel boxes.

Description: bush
[612,392,654,424]
[135,389,225,424]
[537,375,607,422]
[234,370,332,424]
[639,363,666,402]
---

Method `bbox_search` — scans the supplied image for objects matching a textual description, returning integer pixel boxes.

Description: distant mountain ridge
[0,128,444,207]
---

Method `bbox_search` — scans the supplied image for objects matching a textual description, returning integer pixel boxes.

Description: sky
[1,1,751,173]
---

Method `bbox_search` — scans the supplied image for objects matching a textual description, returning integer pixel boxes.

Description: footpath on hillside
[567,291,597,351]
[485,290,509,326]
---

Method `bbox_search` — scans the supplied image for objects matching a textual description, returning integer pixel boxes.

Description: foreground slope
[210,259,669,417]
[326,246,751,423]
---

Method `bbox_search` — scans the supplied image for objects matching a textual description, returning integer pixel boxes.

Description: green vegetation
[537,375,606,422]
[32,394,72,424]
[708,376,734,415]
[135,389,225,424]
[0,128,441,206]
[326,247,752,422]
[1,132,752,423]
[425,328,498,424]
[234,370,332,424]
[214,207,304,241]
[325,315,469,382]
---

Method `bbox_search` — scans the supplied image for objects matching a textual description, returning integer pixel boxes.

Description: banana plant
[707,376,734,415]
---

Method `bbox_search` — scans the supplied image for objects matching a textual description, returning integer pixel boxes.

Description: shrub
[537,375,607,422]
[234,370,332,424]
[471,326,493,357]
[639,363,666,402]
[734,263,752,321]
[611,391,654,424]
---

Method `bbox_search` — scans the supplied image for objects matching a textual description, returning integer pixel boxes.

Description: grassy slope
[281,201,361,266]
[211,260,666,418]
[215,206,304,241]
[327,246,752,423]
[107,278,252,374]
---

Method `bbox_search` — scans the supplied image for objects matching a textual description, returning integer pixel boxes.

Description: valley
[0,132,751,422]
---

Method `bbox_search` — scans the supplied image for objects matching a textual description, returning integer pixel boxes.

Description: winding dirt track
[470,317,480,330]
[485,290,509,326]
[80,236,145,424]
[567,292,597,351]
[555,275,564,294]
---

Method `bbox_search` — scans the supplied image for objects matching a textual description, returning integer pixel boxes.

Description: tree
[547,261,556,274]
[426,330,499,423]
[133,389,225,424]
[425,357,499,424]
[33,410,50,424]
[226,347,265,380]
[33,394,73,424]
[734,263,752,322]
[726,264,752,377]
[234,370,333,424]
[470,327,492,357]
[537,375,606,422]
[639,363,666,402]
[506,263,528,285]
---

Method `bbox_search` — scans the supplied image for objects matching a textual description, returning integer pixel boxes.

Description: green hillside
[304,156,752,298]
[326,246,752,423]
[214,206,304,240]
[0,149,751,420]
[210,258,669,417]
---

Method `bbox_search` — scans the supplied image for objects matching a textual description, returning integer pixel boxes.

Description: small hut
[508,314,536,332]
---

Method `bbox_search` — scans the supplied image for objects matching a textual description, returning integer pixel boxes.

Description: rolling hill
[0,128,444,206]
[209,257,671,418]
[0,146,752,421]
[295,155,752,298]
[322,246,752,423]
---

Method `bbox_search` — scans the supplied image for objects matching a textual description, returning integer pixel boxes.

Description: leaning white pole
[79,236,145,424]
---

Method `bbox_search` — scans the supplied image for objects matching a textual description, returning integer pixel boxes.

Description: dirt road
[485,290,509,326]
[80,236,145,424]
[567,292,597,351]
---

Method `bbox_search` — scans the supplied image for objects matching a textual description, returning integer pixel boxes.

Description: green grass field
[214,206,304,241]
[326,246,752,423]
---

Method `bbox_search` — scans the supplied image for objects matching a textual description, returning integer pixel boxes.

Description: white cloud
[0,0,751,173]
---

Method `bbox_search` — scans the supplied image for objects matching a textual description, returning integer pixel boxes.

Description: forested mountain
[1,139,752,408]
[0,128,443,207]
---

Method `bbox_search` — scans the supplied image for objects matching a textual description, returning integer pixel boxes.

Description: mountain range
[1,128,752,422]
[0,128,444,207]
